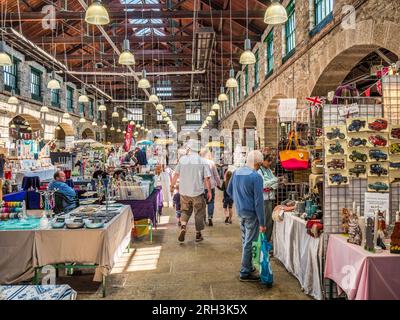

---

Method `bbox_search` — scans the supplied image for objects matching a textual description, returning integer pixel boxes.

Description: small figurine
[365,217,375,252]
[347,212,362,245]
[390,212,400,254]
[341,208,351,234]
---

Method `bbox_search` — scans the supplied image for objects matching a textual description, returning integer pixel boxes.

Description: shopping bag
[259,233,273,287]
[279,130,310,171]
[252,233,262,271]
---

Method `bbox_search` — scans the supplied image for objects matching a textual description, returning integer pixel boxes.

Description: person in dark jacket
[173,185,181,226]
[217,170,234,225]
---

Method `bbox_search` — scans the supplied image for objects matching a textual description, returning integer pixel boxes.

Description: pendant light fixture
[110,126,115,131]
[98,99,107,111]
[209,110,216,116]
[164,116,171,122]
[78,87,89,103]
[10,123,16,129]
[240,0,256,65]
[63,112,70,119]
[112,107,119,118]
[92,120,97,127]
[79,117,86,123]
[218,86,228,102]
[56,126,61,131]
[162,111,168,117]
[130,120,135,126]
[8,91,19,105]
[102,123,107,129]
[138,69,151,89]
[226,3,238,88]
[47,72,60,90]
[206,116,212,121]
[156,103,164,111]
[117,128,121,133]
[264,0,288,25]
[123,130,126,134]
[149,88,159,103]
[119,3,135,65]
[136,124,141,129]
[40,105,49,113]
[85,0,110,26]
[122,116,128,122]
[134,131,138,137]
[212,99,220,110]
[27,126,32,131]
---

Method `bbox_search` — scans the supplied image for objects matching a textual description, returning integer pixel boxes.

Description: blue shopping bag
[259,233,273,287]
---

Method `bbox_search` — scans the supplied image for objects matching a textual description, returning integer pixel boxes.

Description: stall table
[273,211,324,300]
[324,234,400,300]
[118,187,163,228]
[0,205,133,297]
[15,168,56,186]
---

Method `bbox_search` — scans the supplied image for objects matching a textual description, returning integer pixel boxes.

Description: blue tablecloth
[0,285,77,300]
[3,191,41,209]
[118,187,163,227]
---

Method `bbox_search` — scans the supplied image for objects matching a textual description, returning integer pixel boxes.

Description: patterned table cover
[0,285,77,300]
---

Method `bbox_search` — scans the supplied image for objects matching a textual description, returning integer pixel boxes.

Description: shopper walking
[227,150,266,281]
[258,154,278,243]
[171,139,212,242]
[200,148,221,226]
[217,170,234,224]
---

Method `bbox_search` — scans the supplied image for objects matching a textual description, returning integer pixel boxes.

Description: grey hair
[246,150,264,168]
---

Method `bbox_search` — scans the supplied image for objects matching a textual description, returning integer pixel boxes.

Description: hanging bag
[279,130,310,171]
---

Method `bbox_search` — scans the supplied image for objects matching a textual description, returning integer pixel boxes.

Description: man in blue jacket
[227,150,266,282]
[48,170,78,213]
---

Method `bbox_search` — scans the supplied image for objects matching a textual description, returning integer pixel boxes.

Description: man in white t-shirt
[171,139,212,242]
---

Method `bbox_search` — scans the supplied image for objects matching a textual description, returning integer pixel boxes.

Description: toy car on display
[328,141,345,155]
[368,119,388,131]
[368,182,389,192]
[326,128,346,140]
[369,149,388,161]
[349,150,368,162]
[348,137,367,147]
[368,135,387,147]
[327,159,345,170]
[348,119,366,132]
[390,162,400,169]
[370,164,388,176]
[349,165,366,177]
[390,143,400,154]
[329,174,348,185]
[391,128,400,139]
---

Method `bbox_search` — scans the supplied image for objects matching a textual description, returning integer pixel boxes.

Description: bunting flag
[364,87,371,97]
[376,80,382,96]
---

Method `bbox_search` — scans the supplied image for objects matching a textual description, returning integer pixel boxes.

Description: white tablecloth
[15,168,56,185]
[273,212,324,300]
[0,285,77,300]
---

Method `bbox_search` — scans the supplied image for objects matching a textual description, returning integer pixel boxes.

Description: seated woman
[48,170,79,213]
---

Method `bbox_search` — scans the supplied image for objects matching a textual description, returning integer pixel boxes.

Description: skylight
[121,0,166,36]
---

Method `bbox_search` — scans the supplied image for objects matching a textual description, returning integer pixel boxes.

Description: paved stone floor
[68,191,311,300]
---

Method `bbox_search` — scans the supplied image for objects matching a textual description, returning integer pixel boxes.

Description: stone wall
[220,0,400,148]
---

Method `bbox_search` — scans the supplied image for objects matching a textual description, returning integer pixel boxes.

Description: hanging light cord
[230,0,233,69]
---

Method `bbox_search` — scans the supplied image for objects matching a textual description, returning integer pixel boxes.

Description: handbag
[279,130,310,171]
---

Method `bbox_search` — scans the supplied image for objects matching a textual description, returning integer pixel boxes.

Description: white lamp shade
[149,94,159,103]
[209,111,216,116]
[164,116,171,122]
[167,120,172,125]
[27,126,32,131]
[136,124,141,129]
[206,116,212,121]
[117,128,121,133]
[79,117,86,123]
[110,126,115,131]
[138,77,151,89]
[0,52,12,66]
[226,77,238,88]
[264,1,288,25]
[63,112,70,119]
[240,50,256,65]
[40,106,49,113]
[98,104,107,111]
[8,96,19,105]
[10,123,16,128]
[122,117,128,122]
[199,128,203,133]
[102,124,107,129]
[162,111,167,117]
[134,132,138,136]
[204,120,209,125]
[156,104,164,111]
[118,50,135,65]
[130,120,135,125]
[78,94,89,103]
[112,111,119,118]
[85,0,110,25]
[56,126,61,130]
[218,93,228,102]
[92,121,97,126]
[145,129,148,132]
[212,103,220,110]
[47,79,61,90]
[123,130,126,134]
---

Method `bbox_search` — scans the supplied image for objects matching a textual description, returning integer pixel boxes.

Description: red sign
[124,124,134,151]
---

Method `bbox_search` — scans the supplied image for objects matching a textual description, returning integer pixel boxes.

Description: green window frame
[3,57,19,94]
[285,0,296,57]
[233,87,237,107]
[244,66,249,97]
[315,0,333,25]
[66,86,74,112]
[88,99,94,119]
[79,102,85,116]
[30,67,42,101]
[238,77,241,102]
[51,89,60,107]
[254,50,259,89]
[264,30,274,77]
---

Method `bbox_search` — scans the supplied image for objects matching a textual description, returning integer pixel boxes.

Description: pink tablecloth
[324,234,400,300]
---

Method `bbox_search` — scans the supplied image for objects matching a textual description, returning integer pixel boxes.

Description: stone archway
[243,112,257,149]
[10,113,43,136]
[82,128,95,139]
[55,122,74,149]
[263,94,286,149]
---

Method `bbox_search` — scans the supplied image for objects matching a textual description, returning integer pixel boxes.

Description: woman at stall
[258,153,279,242]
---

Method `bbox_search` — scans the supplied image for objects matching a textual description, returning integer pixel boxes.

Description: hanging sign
[65,136,75,150]
[338,103,359,117]
[124,124,134,152]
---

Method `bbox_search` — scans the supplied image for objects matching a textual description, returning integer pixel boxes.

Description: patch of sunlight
[110,246,162,274]
[159,215,170,225]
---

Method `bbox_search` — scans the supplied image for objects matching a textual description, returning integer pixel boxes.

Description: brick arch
[10,113,43,135]
[307,19,400,96]
[243,111,257,128]
[263,94,287,148]
[57,122,74,136]
[82,128,95,139]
